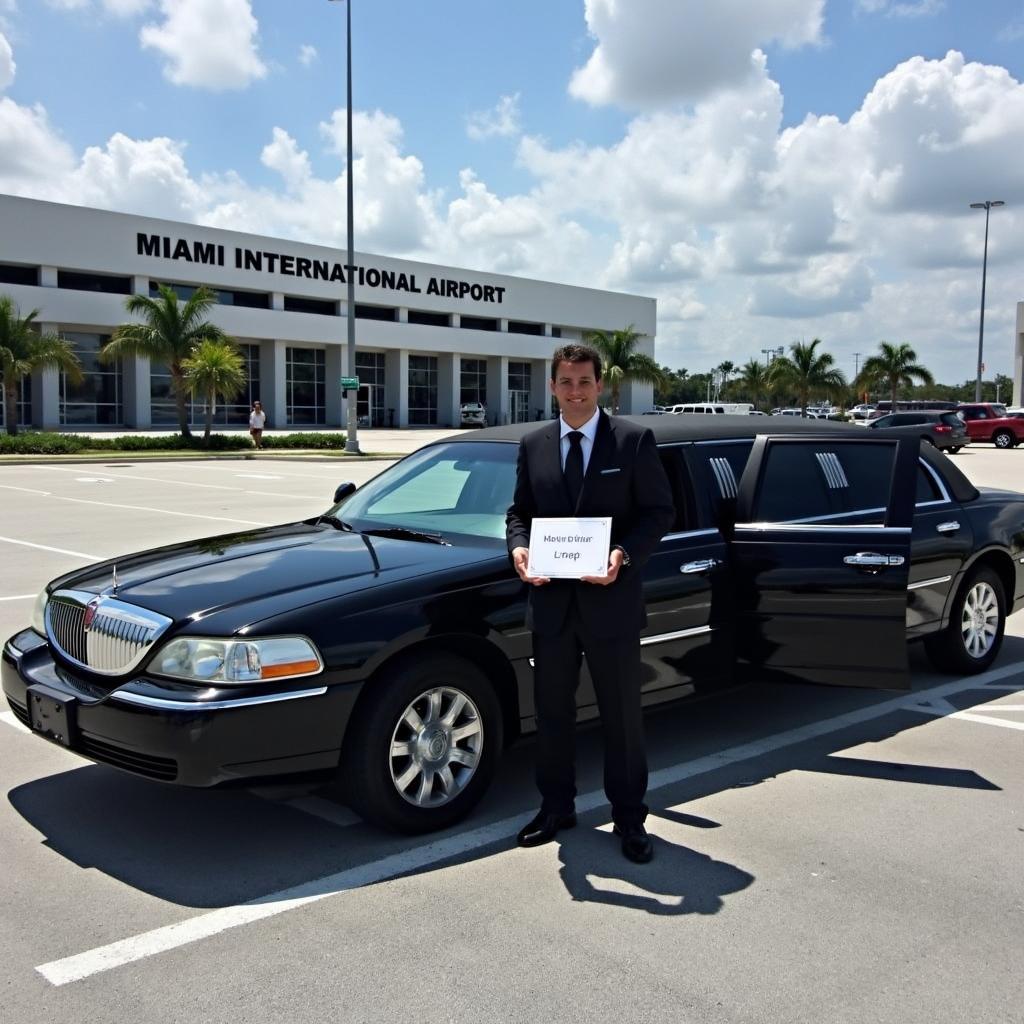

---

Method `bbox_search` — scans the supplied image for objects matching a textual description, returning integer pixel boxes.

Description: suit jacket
[505,410,675,638]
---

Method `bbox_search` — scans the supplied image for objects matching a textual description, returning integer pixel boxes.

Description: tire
[993,430,1014,449]
[340,653,503,833]
[947,446,962,454]
[924,566,1006,675]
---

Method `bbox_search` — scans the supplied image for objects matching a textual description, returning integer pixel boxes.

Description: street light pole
[969,199,1005,403]
[330,0,361,453]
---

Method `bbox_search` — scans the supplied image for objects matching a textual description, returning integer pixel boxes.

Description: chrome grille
[46,589,172,676]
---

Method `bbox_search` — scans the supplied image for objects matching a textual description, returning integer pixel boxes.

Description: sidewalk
[0,427,466,464]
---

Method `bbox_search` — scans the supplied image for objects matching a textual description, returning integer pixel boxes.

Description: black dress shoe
[516,810,577,847]
[614,823,654,863]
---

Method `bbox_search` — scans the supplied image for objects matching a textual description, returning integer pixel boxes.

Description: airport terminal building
[0,195,657,431]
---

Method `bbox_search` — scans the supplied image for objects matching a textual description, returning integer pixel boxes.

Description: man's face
[550,359,603,426]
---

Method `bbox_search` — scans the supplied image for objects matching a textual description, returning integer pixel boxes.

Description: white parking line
[41,495,270,528]
[0,536,102,559]
[34,663,1022,987]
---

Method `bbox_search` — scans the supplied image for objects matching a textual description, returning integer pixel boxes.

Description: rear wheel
[947,446,962,454]
[340,653,503,833]
[993,430,1014,449]
[924,567,1005,674]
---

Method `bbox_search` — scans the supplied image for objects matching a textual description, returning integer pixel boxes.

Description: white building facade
[0,195,657,431]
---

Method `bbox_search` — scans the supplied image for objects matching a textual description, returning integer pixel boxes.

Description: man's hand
[512,546,551,587]
[582,547,623,586]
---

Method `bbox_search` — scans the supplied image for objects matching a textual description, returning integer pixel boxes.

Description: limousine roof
[444,414,979,503]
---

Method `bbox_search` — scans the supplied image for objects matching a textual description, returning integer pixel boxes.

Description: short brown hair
[551,343,602,381]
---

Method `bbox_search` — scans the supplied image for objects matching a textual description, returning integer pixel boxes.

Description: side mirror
[333,481,357,504]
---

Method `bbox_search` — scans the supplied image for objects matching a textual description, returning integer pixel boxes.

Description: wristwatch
[612,545,631,568]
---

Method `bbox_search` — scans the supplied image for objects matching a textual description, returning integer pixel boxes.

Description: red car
[957,403,1024,449]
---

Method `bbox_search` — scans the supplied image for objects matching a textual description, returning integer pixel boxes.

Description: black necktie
[565,431,584,507]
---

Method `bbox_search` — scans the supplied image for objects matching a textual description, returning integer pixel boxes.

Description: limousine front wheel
[341,653,503,833]
[925,567,1005,674]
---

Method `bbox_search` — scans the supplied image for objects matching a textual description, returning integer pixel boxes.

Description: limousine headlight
[150,636,323,684]
[30,588,49,637]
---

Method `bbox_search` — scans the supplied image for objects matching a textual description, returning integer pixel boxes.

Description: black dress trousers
[532,593,648,829]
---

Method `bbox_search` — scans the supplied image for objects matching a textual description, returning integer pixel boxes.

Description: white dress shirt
[558,409,600,474]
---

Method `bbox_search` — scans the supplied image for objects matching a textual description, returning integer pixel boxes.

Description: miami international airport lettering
[136,233,508,304]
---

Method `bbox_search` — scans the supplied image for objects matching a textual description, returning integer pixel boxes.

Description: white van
[668,403,754,415]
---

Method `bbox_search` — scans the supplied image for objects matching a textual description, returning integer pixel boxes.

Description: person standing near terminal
[249,400,266,449]
[506,344,675,863]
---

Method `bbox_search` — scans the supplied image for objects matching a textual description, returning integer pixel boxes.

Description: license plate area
[27,684,78,747]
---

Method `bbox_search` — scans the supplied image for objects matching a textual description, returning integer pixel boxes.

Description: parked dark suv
[5,417,1023,833]
[867,411,969,453]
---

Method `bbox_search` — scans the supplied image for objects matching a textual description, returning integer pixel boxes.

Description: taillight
[934,424,951,433]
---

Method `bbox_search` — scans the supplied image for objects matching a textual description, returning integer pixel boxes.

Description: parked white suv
[460,402,487,428]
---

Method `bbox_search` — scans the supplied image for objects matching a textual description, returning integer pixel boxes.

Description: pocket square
[600,467,621,475]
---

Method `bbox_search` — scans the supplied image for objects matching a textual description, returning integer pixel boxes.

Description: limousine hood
[47,521,501,626]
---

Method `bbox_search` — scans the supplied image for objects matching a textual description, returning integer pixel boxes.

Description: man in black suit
[506,343,675,862]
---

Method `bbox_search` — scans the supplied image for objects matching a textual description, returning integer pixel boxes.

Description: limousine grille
[46,590,172,676]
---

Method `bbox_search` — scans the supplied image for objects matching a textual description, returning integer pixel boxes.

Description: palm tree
[735,359,771,411]
[585,325,667,414]
[769,338,847,416]
[102,285,229,438]
[856,341,934,411]
[182,339,247,446]
[0,295,82,436]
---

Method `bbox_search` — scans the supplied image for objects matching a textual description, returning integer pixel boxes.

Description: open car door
[731,434,917,689]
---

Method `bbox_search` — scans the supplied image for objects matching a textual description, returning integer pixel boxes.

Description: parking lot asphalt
[1,440,1023,1023]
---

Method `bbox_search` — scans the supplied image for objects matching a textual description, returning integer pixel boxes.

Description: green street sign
[340,377,360,389]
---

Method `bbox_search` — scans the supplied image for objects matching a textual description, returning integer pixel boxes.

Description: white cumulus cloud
[466,93,521,140]
[298,44,317,67]
[140,0,266,90]
[0,30,13,90]
[570,0,824,107]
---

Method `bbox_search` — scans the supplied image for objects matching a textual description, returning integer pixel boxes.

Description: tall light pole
[969,199,1005,402]
[329,0,360,453]
[760,348,773,369]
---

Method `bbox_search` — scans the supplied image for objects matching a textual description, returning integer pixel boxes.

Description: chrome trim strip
[110,686,328,711]
[740,506,887,527]
[918,458,952,504]
[908,575,953,591]
[640,625,713,646]
[662,528,719,541]
[694,438,747,447]
[528,624,714,666]
[737,523,911,534]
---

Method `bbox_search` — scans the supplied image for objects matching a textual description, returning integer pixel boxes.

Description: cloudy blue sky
[1,0,1022,384]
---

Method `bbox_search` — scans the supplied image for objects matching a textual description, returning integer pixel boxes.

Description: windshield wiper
[318,513,356,531]
[360,527,451,546]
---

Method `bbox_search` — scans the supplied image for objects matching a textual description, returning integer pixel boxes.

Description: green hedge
[0,431,348,454]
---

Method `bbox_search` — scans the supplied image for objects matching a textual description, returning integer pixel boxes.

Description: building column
[543,323,553,337]
[123,354,151,428]
[326,345,343,428]
[271,292,285,311]
[438,353,459,428]
[35,322,61,429]
[450,313,461,328]
[40,267,58,288]
[486,355,509,426]
[397,308,409,324]
[531,359,551,422]
[260,340,287,429]
[131,275,149,296]
[385,349,408,427]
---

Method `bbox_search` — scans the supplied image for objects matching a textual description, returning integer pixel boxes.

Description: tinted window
[753,441,896,524]
[693,441,752,523]
[872,415,894,428]
[940,413,962,428]
[892,414,925,425]
[657,448,692,532]
[960,406,985,420]
[916,464,943,504]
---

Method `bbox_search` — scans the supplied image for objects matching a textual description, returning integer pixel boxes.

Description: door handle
[680,558,721,574]
[843,552,905,568]
[936,521,960,534]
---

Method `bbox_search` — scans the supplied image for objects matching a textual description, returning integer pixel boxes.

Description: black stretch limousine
[5,418,1023,832]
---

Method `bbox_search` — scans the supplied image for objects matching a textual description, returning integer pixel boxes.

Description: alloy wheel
[960,581,1000,659]
[388,686,484,807]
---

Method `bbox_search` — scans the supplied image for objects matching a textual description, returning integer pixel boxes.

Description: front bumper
[2,630,360,786]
